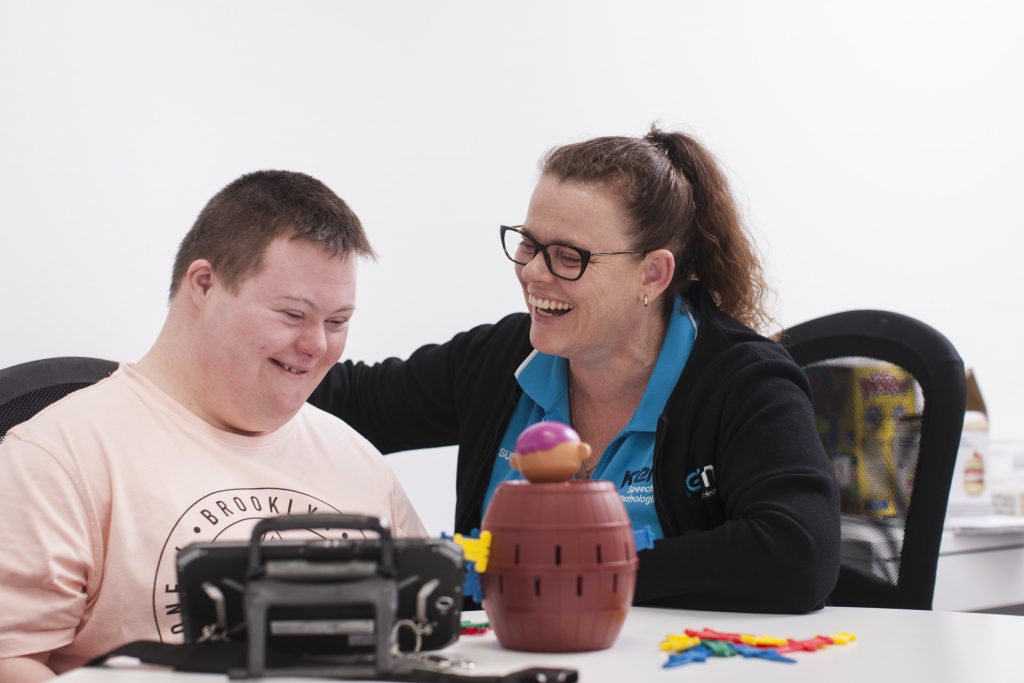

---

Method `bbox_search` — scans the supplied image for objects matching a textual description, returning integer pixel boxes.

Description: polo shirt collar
[513,294,696,433]
[515,349,570,422]
[628,295,697,431]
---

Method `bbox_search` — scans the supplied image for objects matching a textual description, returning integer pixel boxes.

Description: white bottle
[950,410,992,515]
[962,411,988,497]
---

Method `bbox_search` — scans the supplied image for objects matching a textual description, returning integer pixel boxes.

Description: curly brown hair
[542,126,769,331]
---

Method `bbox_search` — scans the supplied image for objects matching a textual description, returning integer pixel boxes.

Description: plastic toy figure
[481,420,638,652]
[509,421,591,483]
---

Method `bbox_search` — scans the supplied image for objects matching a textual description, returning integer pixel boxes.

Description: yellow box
[807,362,921,516]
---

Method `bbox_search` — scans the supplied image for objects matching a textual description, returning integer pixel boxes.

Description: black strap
[88,640,282,673]
[88,641,578,682]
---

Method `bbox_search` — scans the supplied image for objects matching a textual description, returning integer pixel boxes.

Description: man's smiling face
[192,235,357,435]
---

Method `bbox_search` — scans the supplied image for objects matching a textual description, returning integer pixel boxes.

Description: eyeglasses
[500,225,645,281]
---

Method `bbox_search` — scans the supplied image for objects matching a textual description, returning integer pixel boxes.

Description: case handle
[245,513,396,578]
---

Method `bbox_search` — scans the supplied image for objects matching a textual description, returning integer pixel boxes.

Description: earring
[643,294,649,308]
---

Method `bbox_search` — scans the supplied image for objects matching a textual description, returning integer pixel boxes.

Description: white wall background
[2,1,1022,534]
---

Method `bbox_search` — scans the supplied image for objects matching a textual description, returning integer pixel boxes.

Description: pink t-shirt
[0,365,426,673]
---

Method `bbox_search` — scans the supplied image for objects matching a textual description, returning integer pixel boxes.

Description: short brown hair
[169,170,375,298]
[542,126,769,331]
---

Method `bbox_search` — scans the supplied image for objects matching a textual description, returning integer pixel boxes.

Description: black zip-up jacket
[309,287,840,613]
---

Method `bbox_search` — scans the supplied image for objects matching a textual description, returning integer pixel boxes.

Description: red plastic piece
[777,635,834,653]
[685,628,744,644]
[460,626,492,636]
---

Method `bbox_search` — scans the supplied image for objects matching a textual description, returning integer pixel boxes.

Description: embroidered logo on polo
[618,467,654,506]
[685,465,718,499]
[151,487,354,642]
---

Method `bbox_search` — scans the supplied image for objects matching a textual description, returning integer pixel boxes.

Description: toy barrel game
[481,422,637,652]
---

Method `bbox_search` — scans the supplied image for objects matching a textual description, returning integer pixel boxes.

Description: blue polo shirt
[483,295,698,540]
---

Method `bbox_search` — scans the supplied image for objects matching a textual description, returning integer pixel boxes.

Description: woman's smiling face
[516,174,650,366]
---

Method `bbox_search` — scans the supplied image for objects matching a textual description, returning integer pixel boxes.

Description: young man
[0,171,426,681]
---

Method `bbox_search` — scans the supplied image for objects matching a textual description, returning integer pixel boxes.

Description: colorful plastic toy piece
[633,525,656,551]
[701,640,737,657]
[659,633,701,653]
[463,564,484,603]
[663,645,712,668]
[778,635,834,653]
[662,626,854,668]
[452,528,491,602]
[732,644,797,664]
[453,529,492,573]
[685,628,743,644]
[460,619,492,636]
[740,633,789,647]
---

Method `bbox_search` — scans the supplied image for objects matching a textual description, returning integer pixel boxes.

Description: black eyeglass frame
[499,225,645,281]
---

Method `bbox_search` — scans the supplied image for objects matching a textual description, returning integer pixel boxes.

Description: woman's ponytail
[644,128,769,331]
[544,126,770,331]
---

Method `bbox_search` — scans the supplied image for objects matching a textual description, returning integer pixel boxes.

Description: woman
[310,127,840,613]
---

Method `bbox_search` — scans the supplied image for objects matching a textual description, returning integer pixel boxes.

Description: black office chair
[782,311,965,610]
[0,357,118,443]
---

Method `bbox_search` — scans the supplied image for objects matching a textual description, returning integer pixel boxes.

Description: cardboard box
[992,489,1024,516]
[990,441,1024,515]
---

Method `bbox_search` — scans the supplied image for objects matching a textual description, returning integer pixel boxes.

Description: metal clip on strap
[469,667,579,683]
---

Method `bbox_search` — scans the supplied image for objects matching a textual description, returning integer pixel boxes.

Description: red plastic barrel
[481,480,637,652]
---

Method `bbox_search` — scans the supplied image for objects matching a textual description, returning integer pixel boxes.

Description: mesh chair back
[783,311,965,609]
[0,357,118,443]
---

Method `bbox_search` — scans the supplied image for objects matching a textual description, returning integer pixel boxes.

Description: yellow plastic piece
[827,631,857,645]
[740,633,789,647]
[453,530,493,573]
[660,633,702,653]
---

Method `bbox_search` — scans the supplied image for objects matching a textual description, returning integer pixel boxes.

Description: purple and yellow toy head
[510,420,592,483]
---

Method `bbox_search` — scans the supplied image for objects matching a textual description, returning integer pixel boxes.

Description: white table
[935,516,1024,611]
[56,605,1024,682]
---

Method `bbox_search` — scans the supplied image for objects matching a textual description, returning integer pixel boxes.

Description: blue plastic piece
[732,644,797,664]
[634,525,656,551]
[663,645,712,667]
[453,528,486,602]
[464,564,484,603]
